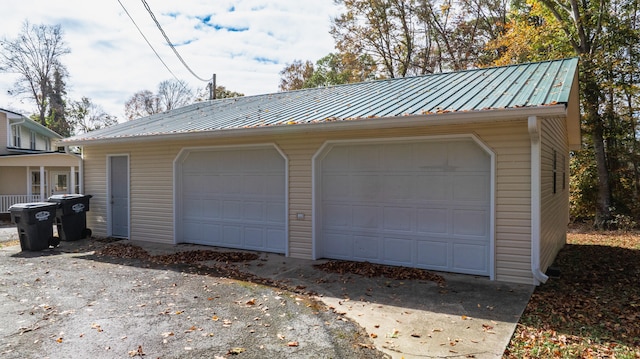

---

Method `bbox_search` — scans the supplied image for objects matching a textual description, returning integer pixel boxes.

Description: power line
[140,0,210,82]
[116,0,181,83]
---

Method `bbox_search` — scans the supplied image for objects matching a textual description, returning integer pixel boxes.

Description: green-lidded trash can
[8,202,59,251]
[48,194,93,241]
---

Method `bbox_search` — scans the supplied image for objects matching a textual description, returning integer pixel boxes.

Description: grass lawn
[504,228,640,358]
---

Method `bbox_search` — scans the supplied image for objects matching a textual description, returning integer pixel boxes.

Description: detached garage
[60,58,580,285]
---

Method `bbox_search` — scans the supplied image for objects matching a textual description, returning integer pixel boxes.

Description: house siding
[82,119,537,284]
[0,167,27,194]
[539,117,569,271]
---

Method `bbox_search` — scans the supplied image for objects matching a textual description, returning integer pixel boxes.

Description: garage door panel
[383,207,414,231]
[266,203,286,222]
[202,199,222,218]
[222,226,241,245]
[450,142,490,169]
[264,174,286,194]
[323,146,349,170]
[382,175,414,201]
[350,145,380,171]
[266,229,286,251]
[413,143,448,166]
[351,175,379,200]
[222,200,242,220]
[243,202,264,221]
[244,227,264,248]
[452,209,488,237]
[383,237,414,265]
[416,208,448,234]
[352,205,378,229]
[323,175,350,199]
[414,175,449,200]
[180,147,286,254]
[453,243,488,273]
[453,175,489,201]
[383,145,413,170]
[353,235,380,260]
[323,232,352,258]
[243,175,266,195]
[183,220,202,242]
[417,240,449,268]
[323,204,352,227]
[320,139,490,276]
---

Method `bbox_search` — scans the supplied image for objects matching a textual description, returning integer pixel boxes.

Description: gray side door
[109,155,129,238]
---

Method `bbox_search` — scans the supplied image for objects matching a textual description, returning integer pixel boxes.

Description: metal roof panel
[62,58,579,143]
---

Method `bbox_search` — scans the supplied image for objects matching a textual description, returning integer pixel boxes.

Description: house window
[44,136,51,151]
[11,125,21,147]
[30,131,37,150]
[75,172,80,194]
[31,171,47,198]
[552,149,557,194]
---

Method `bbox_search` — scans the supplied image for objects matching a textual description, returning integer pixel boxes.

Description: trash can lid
[48,194,89,200]
[9,202,57,210]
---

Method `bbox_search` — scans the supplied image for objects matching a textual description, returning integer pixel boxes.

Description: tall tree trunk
[582,62,612,228]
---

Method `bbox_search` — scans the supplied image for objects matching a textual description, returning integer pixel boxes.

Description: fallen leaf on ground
[227,347,246,355]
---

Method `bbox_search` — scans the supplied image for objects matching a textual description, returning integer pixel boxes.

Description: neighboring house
[61,58,580,285]
[0,108,82,215]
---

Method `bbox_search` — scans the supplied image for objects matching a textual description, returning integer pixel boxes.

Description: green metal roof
[62,57,579,144]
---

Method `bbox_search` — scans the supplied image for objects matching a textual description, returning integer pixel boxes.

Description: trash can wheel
[82,228,92,239]
[49,236,61,248]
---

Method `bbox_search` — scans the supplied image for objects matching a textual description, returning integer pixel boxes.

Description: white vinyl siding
[540,117,569,271]
[81,119,542,284]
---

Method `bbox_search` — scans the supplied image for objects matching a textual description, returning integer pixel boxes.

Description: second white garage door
[317,138,492,276]
[178,146,286,253]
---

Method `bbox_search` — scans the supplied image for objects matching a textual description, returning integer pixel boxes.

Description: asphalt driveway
[0,230,533,359]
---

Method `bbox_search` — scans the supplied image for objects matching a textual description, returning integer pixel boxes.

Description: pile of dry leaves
[315,260,445,286]
[504,231,640,358]
[97,243,258,264]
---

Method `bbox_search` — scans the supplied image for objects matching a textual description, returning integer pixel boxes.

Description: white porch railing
[0,195,43,213]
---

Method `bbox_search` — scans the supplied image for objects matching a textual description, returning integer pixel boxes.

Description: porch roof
[0,152,81,167]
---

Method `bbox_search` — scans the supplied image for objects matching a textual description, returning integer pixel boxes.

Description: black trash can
[47,194,93,241]
[8,202,59,251]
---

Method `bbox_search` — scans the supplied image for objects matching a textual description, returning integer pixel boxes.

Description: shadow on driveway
[2,238,533,359]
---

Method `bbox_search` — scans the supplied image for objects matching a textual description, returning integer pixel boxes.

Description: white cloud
[0,0,339,121]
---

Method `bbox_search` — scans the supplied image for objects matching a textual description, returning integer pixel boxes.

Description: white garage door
[179,146,286,253]
[318,138,491,276]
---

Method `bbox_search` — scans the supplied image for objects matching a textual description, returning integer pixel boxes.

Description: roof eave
[60,105,569,146]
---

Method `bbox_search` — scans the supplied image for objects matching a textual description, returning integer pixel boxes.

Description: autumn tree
[331,0,419,77]
[68,97,118,134]
[0,20,70,126]
[307,53,378,87]
[279,60,315,91]
[124,90,161,121]
[490,0,640,227]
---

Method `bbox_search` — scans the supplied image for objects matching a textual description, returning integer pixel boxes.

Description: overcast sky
[0,0,340,121]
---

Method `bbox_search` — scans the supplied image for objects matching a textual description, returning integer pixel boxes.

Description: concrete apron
[139,243,535,359]
[1,236,533,359]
